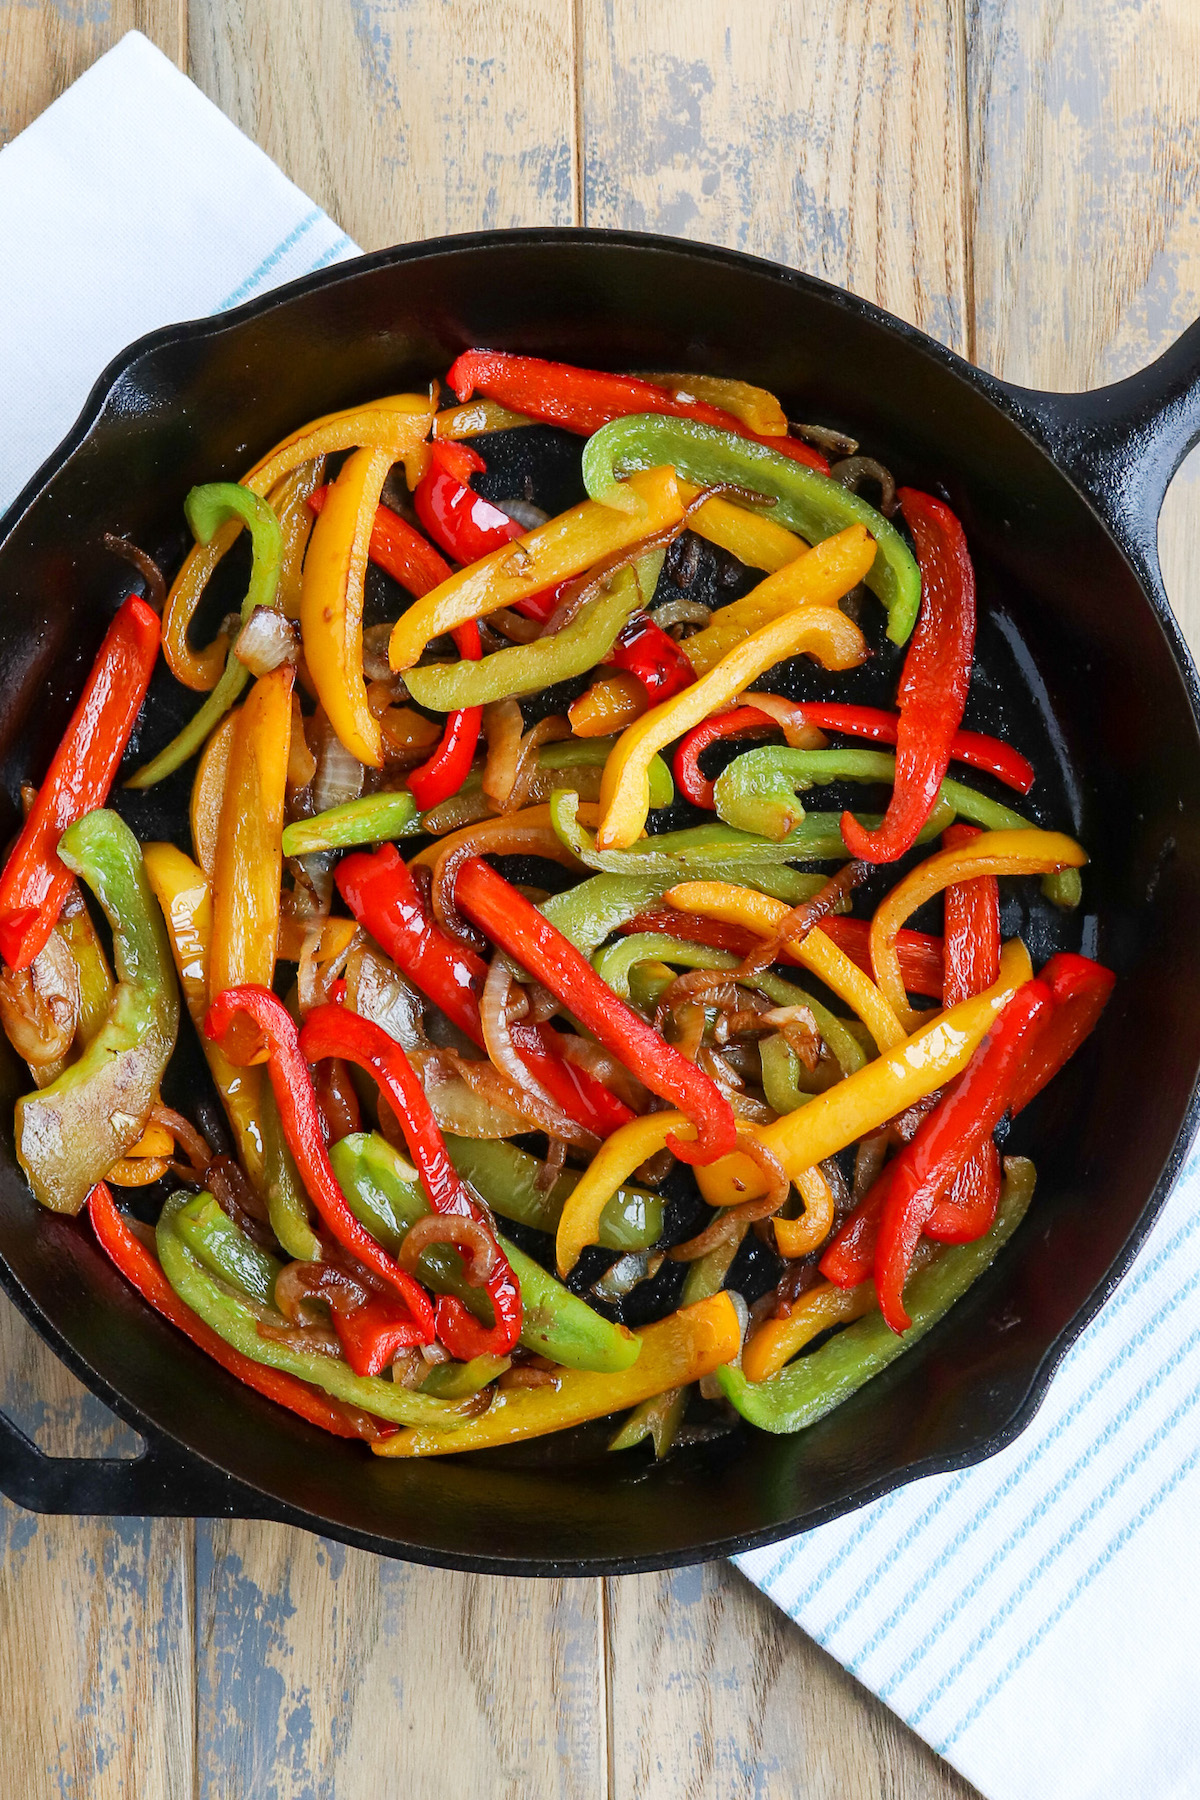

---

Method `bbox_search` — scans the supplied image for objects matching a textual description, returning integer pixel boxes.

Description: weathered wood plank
[194,1522,605,1798]
[187,0,578,252]
[579,0,970,349]
[0,0,184,147]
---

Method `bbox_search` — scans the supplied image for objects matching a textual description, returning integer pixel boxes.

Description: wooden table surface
[2,2,1198,1794]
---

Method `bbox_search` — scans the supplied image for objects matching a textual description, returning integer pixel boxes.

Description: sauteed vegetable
[0,354,1112,1461]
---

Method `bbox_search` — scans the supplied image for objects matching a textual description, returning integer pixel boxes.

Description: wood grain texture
[194,1521,604,1799]
[0,0,184,146]
[186,0,577,252]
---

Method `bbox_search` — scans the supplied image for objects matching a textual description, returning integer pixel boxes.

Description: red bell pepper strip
[607,612,695,702]
[620,908,946,1002]
[1009,951,1115,1115]
[405,618,483,812]
[840,490,977,864]
[328,1291,432,1378]
[819,1163,895,1290]
[204,984,436,1340]
[924,823,1001,1244]
[301,1003,522,1359]
[414,440,520,566]
[453,855,737,1164]
[87,1183,380,1439]
[334,845,632,1136]
[445,351,831,471]
[0,595,160,970]
[310,486,452,599]
[673,701,1033,809]
[871,978,1052,1331]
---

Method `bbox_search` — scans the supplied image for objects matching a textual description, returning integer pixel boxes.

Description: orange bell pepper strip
[741,1279,879,1384]
[595,532,873,852]
[209,667,294,1052]
[869,827,1086,1030]
[568,671,649,737]
[372,1291,741,1457]
[387,466,684,672]
[773,1165,837,1259]
[143,841,265,1183]
[664,879,905,1054]
[164,394,432,691]
[300,444,393,767]
[696,937,1034,1207]
[189,709,238,879]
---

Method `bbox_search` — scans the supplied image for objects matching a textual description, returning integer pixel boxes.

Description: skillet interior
[0,232,1198,1573]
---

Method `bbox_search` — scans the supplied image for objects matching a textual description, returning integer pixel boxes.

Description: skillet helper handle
[999,314,1200,602]
[0,1405,276,1519]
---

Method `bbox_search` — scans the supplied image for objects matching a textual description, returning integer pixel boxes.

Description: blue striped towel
[737,1139,1200,1799]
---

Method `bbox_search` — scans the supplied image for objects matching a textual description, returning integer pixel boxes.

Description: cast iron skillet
[0,231,1199,1576]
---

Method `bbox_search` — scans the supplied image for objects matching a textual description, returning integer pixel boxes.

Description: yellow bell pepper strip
[142,841,265,1184]
[269,459,326,619]
[742,1278,879,1384]
[774,1165,838,1260]
[644,374,788,436]
[595,532,872,850]
[695,936,1033,1207]
[718,1159,1037,1429]
[662,880,905,1054]
[678,533,872,679]
[581,415,921,644]
[556,1112,692,1276]
[869,827,1086,1030]
[432,399,532,438]
[300,444,393,767]
[569,671,649,736]
[276,914,359,966]
[16,811,179,1215]
[677,482,808,572]
[373,1291,741,1457]
[209,666,294,1028]
[163,395,432,692]
[387,466,684,672]
[188,709,238,879]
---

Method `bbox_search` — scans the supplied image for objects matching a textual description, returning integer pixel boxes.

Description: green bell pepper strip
[592,932,866,1078]
[128,484,284,788]
[549,788,866,900]
[581,415,922,645]
[713,746,1080,908]
[330,1133,641,1373]
[405,565,645,711]
[16,809,179,1214]
[422,1354,512,1397]
[540,872,695,956]
[444,1134,662,1251]
[155,1194,473,1430]
[716,1157,1036,1432]
[173,1191,282,1305]
[420,744,674,836]
[260,1084,321,1261]
[539,738,674,808]
[282,789,420,857]
[608,1385,688,1456]
[759,1032,828,1112]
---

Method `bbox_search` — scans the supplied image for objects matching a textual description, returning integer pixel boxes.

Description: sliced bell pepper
[300,1005,522,1360]
[414,438,523,564]
[164,394,432,693]
[406,622,483,812]
[675,481,809,573]
[695,937,1033,1206]
[281,789,419,857]
[87,1184,375,1440]
[453,855,737,1165]
[596,537,872,851]
[208,666,293,1017]
[569,671,650,736]
[869,827,1086,1030]
[301,444,393,767]
[189,709,238,878]
[387,467,684,672]
[446,350,829,468]
[719,1159,1037,1430]
[433,398,532,439]
[16,810,179,1214]
[331,1133,638,1371]
[606,610,696,703]
[674,702,1034,808]
[581,416,921,644]
[642,372,788,436]
[443,1134,662,1250]
[127,485,283,789]
[142,841,265,1185]
[839,489,975,862]
[271,460,326,619]
[1009,950,1115,1114]
[662,879,906,1053]
[310,484,452,597]
[0,595,159,970]
[742,1278,879,1384]
[372,1291,741,1456]
[555,1111,690,1276]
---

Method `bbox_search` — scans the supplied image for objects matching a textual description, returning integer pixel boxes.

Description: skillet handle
[0,1404,278,1519]
[998,315,1200,602]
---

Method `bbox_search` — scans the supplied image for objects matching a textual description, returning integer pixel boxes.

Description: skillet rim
[1,224,1198,1575]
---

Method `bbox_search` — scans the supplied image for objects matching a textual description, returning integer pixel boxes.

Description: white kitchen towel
[0,29,358,516]
[4,33,1197,1800]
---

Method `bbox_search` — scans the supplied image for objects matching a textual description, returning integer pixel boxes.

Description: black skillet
[0,230,1198,1576]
